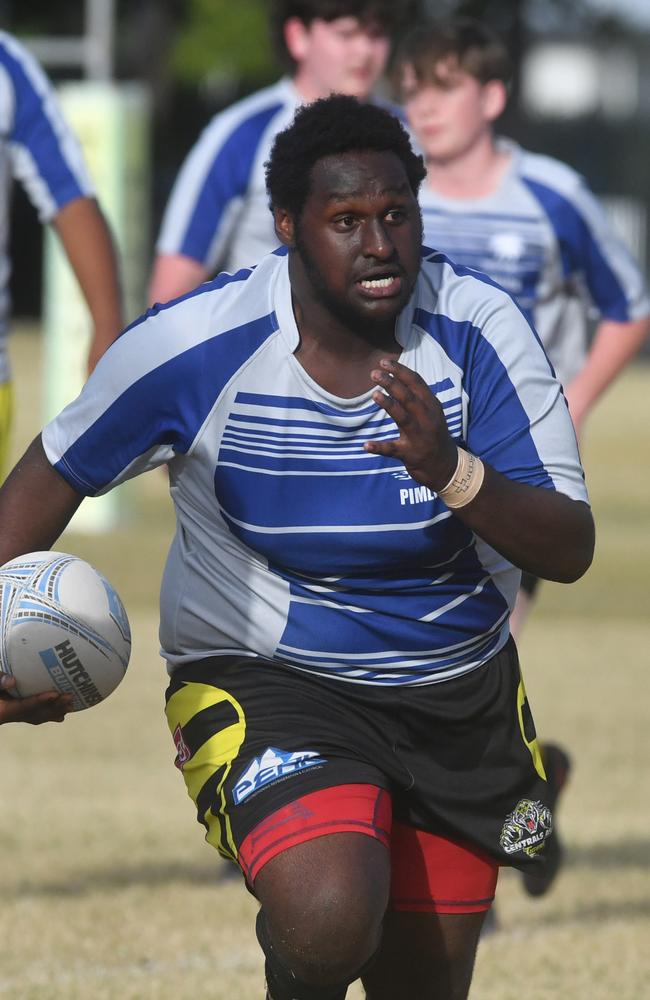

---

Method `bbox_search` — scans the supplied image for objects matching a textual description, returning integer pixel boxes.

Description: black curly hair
[265,94,426,219]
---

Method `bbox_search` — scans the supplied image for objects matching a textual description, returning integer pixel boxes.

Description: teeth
[360,277,395,289]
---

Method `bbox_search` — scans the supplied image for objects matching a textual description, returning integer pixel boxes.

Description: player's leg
[164,656,395,999]
[361,910,486,1000]
[510,575,573,898]
[255,830,390,999]
[360,823,498,1000]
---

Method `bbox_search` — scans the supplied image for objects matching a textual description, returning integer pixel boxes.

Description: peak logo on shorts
[232,747,326,805]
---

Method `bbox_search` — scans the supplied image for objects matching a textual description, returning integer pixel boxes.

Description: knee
[265,870,385,983]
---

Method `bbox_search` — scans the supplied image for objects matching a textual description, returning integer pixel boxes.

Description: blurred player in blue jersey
[0,32,123,484]
[0,97,595,998]
[148,0,414,306]
[394,17,650,900]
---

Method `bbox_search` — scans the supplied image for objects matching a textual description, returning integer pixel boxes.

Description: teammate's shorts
[520,571,541,598]
[165,638,553,913]
[0,380,13,482]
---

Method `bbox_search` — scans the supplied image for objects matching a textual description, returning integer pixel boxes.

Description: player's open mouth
[356,275,403,298]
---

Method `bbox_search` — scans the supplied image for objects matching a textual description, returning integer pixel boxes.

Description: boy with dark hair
[149,0,413,306]
[395,16,650,898]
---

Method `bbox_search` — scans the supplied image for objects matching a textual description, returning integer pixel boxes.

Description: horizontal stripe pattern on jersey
[42,248,588,685]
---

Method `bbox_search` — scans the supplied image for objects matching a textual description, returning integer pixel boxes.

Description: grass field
[2,325,649,999]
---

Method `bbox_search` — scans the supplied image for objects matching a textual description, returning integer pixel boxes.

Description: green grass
[3,325,649,999]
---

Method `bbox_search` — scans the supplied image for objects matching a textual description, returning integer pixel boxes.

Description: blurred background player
[0,31,123,481]
[148,0,413,306]
[394,15,650,899]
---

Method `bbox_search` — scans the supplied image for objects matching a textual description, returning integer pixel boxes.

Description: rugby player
[0,97,594,999]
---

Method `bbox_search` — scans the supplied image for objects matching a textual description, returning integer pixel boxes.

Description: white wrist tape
[437,447,485,509]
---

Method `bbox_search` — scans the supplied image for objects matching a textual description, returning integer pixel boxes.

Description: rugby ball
[0,551,131,711]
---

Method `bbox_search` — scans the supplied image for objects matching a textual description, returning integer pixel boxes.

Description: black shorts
[165,638,553,887]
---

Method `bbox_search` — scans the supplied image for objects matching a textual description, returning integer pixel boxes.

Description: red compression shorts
[238,783,498,914]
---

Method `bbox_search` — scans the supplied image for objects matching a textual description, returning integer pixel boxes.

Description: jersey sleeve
[0,33,94,222]
[462,285,588,504]
[525,172,650,323]
[155,102,281,272]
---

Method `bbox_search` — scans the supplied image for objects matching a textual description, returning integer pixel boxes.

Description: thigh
[362,909,485,1000]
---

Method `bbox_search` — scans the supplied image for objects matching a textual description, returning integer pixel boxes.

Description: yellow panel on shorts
[166,680,246,860]
[516,673,547,781]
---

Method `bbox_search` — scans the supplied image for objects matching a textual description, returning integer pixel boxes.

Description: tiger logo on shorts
[499,798,553,857]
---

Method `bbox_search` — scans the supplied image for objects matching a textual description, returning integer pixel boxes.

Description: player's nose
[361,218,395,259]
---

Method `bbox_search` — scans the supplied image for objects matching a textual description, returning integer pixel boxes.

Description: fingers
[0,684,74,725]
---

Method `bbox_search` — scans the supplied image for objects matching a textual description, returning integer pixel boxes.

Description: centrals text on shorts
[52,639,102,705]
[233,747,326,805]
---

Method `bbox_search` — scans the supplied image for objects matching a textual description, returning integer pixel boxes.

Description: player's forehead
[401,53,473,91]
[306,150,412,206]
[316,13,390,37]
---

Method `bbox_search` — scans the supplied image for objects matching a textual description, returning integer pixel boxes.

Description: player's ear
[482,79,508,123]
[273,208,296,248]
[283,17,311,63]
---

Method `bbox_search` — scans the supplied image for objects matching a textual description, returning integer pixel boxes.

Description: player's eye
[386,209,406,224]
[334,214,356,230]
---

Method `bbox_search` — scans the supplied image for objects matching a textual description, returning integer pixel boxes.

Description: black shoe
[522,743,571,898]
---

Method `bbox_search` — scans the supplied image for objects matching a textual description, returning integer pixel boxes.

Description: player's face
[284,151,422,336]
[288,17,390,99]
[400,59,505,164]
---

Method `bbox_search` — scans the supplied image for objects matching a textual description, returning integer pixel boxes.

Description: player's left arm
[52,196,124,373]
[564,315,650,436]
[365,359,595,584]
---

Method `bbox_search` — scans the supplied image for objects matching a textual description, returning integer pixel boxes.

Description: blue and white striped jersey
[0,32,94,382]
[420,139,650,385]
[42,248,588,687]
[156,77,403,278]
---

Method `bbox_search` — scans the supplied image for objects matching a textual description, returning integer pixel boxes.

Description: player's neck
[425,136,511,201]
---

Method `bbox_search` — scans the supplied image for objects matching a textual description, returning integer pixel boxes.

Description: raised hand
[364,358,458,490]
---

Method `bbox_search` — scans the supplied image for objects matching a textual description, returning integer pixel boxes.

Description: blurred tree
[172,0,274,89]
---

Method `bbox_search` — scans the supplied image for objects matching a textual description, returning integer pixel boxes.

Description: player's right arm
[0,435,83,567]
[0,672,72,724]
[0,436,82,724]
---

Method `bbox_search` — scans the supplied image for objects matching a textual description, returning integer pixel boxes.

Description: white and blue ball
[0,551,131,711]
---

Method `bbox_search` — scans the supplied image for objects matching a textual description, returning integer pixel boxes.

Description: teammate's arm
[365,359,595,584]
[52,197,124,373]
[564,315,650,436]
[148,253,210,307]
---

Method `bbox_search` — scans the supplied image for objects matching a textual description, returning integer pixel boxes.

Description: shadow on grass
[566,839,650,869]
[8,838,649,901]
[11,858,243,899]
